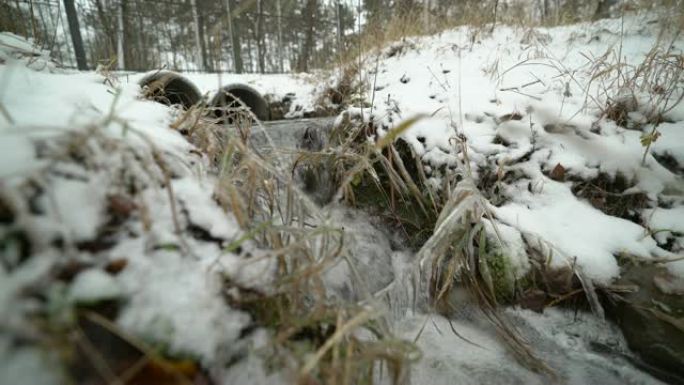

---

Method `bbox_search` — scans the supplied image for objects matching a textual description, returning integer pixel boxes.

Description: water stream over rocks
[251,118,676,385]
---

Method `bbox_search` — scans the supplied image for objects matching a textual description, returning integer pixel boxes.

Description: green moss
[347,140,438,250]
[484,250,516,303]
[477,229,520,304]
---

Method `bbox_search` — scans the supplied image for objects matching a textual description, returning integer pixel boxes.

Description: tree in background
[63,0,88,70]
[297,0,318,73]
[0,0,644,73]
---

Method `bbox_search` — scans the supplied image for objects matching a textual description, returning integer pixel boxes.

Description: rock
[653,272,684,295]
[604,264,684,384]
[519,288,547,313]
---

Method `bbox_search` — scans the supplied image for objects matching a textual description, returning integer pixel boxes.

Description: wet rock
[653,271,684,296]
[604,263,684,384]
[250,117,337,205]
[653,152,684,176]
[519,289,547,313]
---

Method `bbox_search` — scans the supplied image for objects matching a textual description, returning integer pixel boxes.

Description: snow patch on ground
[116,249,250,364]
[69,268,123,303]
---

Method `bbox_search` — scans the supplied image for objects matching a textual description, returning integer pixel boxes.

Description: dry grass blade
[299,308,378,377]
[375,115,425,150]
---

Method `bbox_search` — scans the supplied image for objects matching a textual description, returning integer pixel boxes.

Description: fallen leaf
[550,163,565,181]
[105,258,128,275]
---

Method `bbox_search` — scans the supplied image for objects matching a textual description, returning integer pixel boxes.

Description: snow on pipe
[139,71,202,109]
[209,83,271,121]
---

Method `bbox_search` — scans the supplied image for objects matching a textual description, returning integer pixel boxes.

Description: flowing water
[252,118,670,385]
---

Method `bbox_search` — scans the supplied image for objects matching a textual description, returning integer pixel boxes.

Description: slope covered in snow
[344,12,684,283]
[0,38,278,384]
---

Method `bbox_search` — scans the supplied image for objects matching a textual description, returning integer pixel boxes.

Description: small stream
[251,118,671,385]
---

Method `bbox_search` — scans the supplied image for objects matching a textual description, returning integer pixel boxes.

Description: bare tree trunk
[423,0,430,33]
[199,9,211,71]
[116,0,125,69]
[276,0,284,72]
[246,34,253,72]
[93,0,115,59]
[542,0,550,23]
[63,0,88,70]
[491,0,499,32]
[296,0,317,73]
[593,0,613,21]
[12,0,29,37]
[164,22,178,68]
[121,0,134,69]
[256,0,265,73]
[135,0,147,69]
[36,2,50,45]
[336,0,343,55]
[190,0,206,71]
[224,0,243,73]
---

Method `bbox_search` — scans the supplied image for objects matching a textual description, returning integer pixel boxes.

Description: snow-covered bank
[0,43,275,383]
[347,12,684,283]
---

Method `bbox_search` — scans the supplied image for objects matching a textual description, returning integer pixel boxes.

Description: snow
[492,183,658,283]
[50,178,106,242]
[346,12,684,283]
[642,205,684,275]
[0,34,262,380]
[69,268,123,303]
[0,135,45,180]
[0,251,56,330]
[483,219,530,276]
[0,32,57,72]
[644,206,684,234]
[0,338,60,385]
[172,177,242,240]
[651,121,684,166]
[116,249,250,364]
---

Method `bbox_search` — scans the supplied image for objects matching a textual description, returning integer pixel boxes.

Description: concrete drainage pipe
[210,83,271,122]
[139,71,202,109]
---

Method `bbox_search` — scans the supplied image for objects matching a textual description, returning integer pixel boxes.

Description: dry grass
[295,1,683,380]
[0,82,421,384]
[170,99,419,384]
[318,109,559,376]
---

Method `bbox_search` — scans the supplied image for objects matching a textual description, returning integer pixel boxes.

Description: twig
[649,255,684,264]
[499,79,541,92]
[502,89,543,101]
[0,102,14,124]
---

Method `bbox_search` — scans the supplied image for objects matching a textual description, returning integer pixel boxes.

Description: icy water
[254,118,668,385]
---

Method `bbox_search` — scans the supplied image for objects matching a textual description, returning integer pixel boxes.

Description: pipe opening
[139,71,202,109]
[210,84,270,122]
